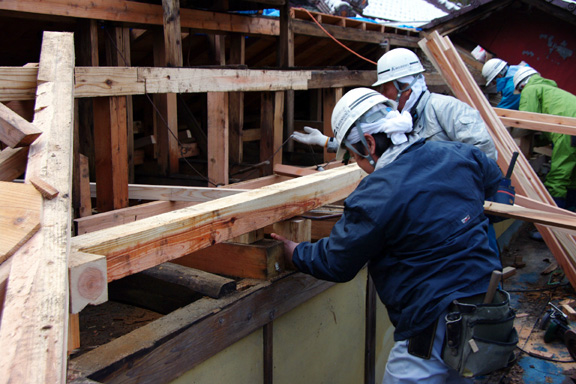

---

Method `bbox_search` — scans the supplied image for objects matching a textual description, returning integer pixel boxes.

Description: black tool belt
[407,319,438,360]
[441,290,518,378]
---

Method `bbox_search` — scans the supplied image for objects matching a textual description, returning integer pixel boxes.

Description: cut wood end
[30,176,60,199]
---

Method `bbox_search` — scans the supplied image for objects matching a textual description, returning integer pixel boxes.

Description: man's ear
[364,134,377,156]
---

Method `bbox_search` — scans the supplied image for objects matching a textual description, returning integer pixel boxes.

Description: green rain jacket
[519,74,576,198]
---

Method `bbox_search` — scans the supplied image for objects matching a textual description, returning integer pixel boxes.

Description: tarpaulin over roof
[362,0,460,27]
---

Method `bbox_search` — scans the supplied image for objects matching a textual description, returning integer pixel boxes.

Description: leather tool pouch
[442,290,518,378]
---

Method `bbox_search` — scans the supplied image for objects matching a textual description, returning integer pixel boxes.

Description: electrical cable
[293,7,377,66]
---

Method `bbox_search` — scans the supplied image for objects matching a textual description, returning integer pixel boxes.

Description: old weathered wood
[207,92,229,185]
[0,146,28,181]
[174,239,284,280]
[0,66,38,102]
[0,182,41,263]
[71,164,364,283]
[88,183,247,202]
[29,176,59,199]
[141,262,236,299]
[68,273,334,384]
[322,88,342,163]
[0,31,75,384]
[0,101,42,147]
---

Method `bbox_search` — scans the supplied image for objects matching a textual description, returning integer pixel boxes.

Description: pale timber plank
[496,108,576,135]
[0,182,42,263]
[0,66,38,102]
[70,164,365,282]
[0,32,75,384]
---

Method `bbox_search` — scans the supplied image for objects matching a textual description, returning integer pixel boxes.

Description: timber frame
[2,2,576,384]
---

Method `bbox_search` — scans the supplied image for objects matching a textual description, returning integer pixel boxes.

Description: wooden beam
[4,67,373,100]
[0,101,42,147]
[69,252,108,314]
[141,262,236,299]
[89,183,247,202]
[68,273,334,383]
[70,164,365,283]
[495,108,576,135]
[174,239,284,280]
[75,200,196,235]
[0,31,75,384]
[0,146,28,181]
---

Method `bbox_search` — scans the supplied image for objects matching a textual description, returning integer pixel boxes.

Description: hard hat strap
[393,74,421,103]
[344,124,376,168]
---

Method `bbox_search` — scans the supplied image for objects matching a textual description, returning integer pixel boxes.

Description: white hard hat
[482,58,507,86]
[331,88,394,161]
[513,66,539,93]
[372,48,425,87]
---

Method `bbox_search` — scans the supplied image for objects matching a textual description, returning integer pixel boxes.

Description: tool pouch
[442,290,518,378]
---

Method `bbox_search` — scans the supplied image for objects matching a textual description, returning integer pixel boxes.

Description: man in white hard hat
[482,58,524,110]
[293,48,501,255]
[513,67,576,219]
[273,88,517,383]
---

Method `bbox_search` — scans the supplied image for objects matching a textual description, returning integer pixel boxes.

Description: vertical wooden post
[229,34,245,164]
[154,8,181,176]
[279,2,295,153]
[261,92,275,175]
[93,96,129,212]
[273,91,285,168]
[323,88,343,163]
[272,218,312,243]
[0,31,75,384]
[207,92,229,185]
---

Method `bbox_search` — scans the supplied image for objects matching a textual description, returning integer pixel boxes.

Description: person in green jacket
[514,67,576,221]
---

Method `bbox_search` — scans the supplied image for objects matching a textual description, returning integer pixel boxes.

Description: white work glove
[292,126,329,147]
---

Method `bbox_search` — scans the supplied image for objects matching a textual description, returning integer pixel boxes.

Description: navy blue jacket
[293,140,503,341]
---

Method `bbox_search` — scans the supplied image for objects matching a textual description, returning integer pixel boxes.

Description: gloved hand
[487,177,516,223]
[292,126,329,147]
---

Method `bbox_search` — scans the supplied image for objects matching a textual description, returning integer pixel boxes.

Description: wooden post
[153,32,180,175]
[0,31,75,384]
[207,92,229,185]
[229,34,245,164]
[323,88,342,163]
[261,92,284,175]
[279,2,295,153]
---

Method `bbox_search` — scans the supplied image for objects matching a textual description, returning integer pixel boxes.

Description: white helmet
[372,48,425,87]
[331,88,395,163]
[513,66,539,92]
[482,58,507,86]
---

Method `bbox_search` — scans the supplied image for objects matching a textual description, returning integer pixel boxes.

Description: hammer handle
[484,270,503,304]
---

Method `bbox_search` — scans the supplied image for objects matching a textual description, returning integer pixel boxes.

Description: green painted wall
[171,269,395,384]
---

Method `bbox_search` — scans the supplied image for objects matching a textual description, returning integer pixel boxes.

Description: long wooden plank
[0,102,42,147]
[0,31,75,384]
[3,67,374,100]
[484,201,576,231]
[495,108,576,135]
[70,164,365,283]
[89,183,248,202]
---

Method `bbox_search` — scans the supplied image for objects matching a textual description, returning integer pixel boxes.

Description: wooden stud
[0,101,42,148]
[0,146,28,181]
[207,92,229,185]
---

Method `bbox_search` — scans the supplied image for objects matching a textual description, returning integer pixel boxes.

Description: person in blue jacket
[273,88,506,383]
[482,58,525,110]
